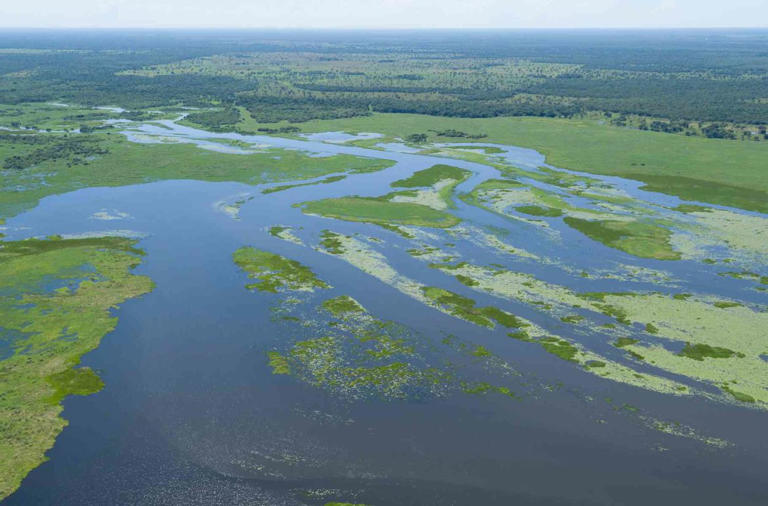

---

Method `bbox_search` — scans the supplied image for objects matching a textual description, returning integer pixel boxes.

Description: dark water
[3,122,768,505]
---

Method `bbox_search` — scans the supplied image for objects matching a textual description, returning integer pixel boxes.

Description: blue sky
[2,0,767,28]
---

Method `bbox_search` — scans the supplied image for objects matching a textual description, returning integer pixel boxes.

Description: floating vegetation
[268,225,303,245]
[640,416,731,448]
[420,286,523,329]
[452,225,540,261]
[267,351,291,375]
[90,208,131,221]
[233,247,329,293]
[678,208,768,263]
[315,231,425,303]
[309,232,690,397]
[718,270,768,285]
[427,261,585,315]
[213,193,253,220]
[455,164,766,267]
[261,295,518,402]
[316,232,532,330]
[0,236,153,500]
[592,293,768,407]
[321,295,366,318]
[507,324,690,395]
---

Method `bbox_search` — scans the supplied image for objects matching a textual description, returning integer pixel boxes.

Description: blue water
[3,121,767,505]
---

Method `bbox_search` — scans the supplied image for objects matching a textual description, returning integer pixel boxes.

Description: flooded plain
[3,118,768,505]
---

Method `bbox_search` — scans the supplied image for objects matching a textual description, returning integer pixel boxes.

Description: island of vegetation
[0,236,153,500]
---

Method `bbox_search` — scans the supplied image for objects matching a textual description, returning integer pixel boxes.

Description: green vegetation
[461,381,516,398]
[267,351,291,375]
[420,286,523,329]
[268,226,288,238]
[319,230,345,254]
[301,197,461,228]
[460,146,504,154]
[0,236,153,500]
[637,176,768,214]
[103,32,768,130]
[540,337,580,362]
[0,132,392,220]
[721,385,756,404]
[455,274,480,287]
[389,164,471,208]
[265,308,443,401]
[713,301,743,309]
[674,204,712,213]
[719,271,768,285]
[563,217,680,260]
[288,113,768,213]
[262,174,347,194]
[591,292,768,407]
[256,287,521,403]
[2,32,767,497]
[515,205,564,217]
[391,164,469,188]
[267,226,303,245]
[459,179,522,208]
[184,106,241,131]
[507,331,578,363]
[2,134,109,171]
[322,295,366,318]
[232,247,329,293]
[46,367,105,405]
[2,32,768,212]
[677,343,743,361]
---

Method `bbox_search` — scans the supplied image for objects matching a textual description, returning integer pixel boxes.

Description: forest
[0,30,767,138]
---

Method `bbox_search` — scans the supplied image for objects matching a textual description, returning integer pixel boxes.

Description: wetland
[1,107,766,505]
[1,29,768,505]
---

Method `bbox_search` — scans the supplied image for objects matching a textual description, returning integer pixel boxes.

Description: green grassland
[242,112,768,213]
[0,236,153,500]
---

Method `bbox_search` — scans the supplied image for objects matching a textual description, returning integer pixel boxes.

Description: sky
[1,0,767,29]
